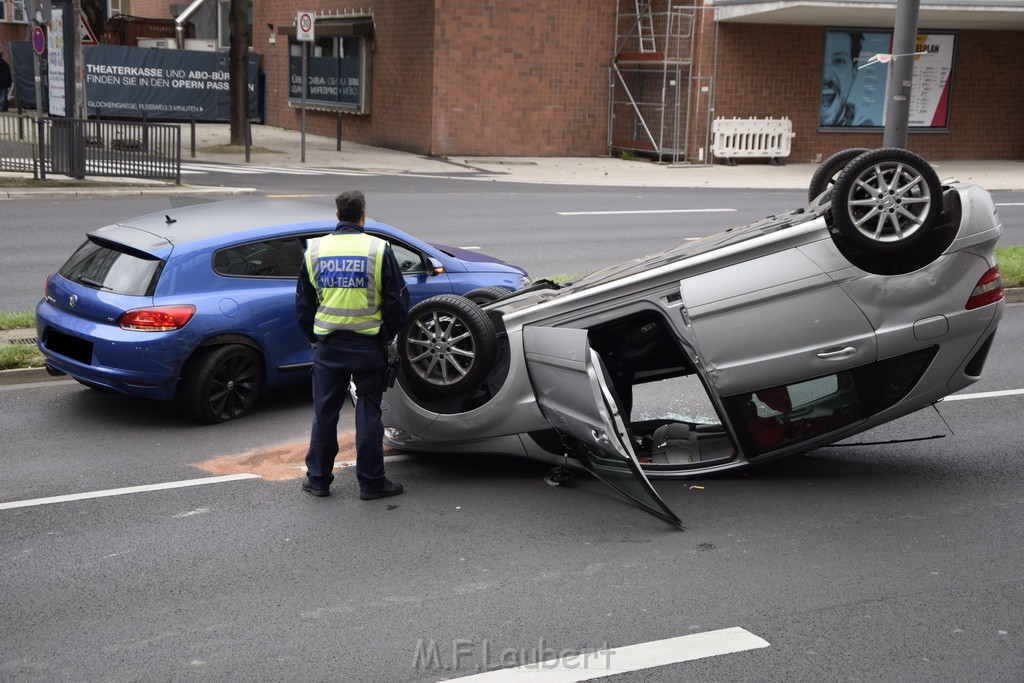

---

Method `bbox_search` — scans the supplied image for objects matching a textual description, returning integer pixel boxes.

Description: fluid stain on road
[194,432,358,480]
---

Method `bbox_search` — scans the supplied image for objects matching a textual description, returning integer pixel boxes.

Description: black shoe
[302,481,330,497]
[360,481,404,500]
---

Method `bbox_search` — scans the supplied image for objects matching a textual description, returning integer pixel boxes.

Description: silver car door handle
[816,346,857,360]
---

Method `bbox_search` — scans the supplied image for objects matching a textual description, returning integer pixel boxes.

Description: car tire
[177,344,265,423]
[461,285,513,305]
[807,147,871,201]
[400,294,496,396]
[830,147,943,256]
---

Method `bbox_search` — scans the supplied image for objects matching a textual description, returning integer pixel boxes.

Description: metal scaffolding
[608,1,714,164]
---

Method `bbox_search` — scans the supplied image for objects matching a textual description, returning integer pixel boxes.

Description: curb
[0,366,64,386]
[3,289,1021,388]
[0,185,257,199]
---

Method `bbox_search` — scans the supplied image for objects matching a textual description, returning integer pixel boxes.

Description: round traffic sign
[299,13,312,33]
[32,25,46,55]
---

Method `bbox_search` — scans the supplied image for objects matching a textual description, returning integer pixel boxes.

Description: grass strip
[996,246,1023,287]
[0,344,44,371]
[0,311,34,331]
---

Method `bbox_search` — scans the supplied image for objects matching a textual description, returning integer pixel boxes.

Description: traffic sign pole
[31,25,45,108]
[31,21,45,178]
[301,41,307,163]
[296,11,315,164]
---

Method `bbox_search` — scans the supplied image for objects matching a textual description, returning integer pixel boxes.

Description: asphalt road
[2,175,1023,681]
[3,180,1022,313]
[1,289,1022,682]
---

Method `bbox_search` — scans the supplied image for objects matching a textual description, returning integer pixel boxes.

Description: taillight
[117,305,196,331]
[965,266,1004,310]
[43,274,54,303]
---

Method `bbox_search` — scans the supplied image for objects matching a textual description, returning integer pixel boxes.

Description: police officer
[296,191,409,499]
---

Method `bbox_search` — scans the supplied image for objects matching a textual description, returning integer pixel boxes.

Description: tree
[228,0,250,146]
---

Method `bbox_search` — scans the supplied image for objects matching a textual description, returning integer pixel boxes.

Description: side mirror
[427,257,446,276]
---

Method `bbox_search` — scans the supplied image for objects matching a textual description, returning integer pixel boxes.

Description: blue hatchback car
[36,198,529,422]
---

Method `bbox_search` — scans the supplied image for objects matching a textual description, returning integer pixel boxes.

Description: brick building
[3,0,1023,162]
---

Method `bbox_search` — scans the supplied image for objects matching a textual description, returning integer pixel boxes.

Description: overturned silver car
[382,149,1005,527]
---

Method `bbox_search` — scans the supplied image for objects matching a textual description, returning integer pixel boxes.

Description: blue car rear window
[59,239,163,296]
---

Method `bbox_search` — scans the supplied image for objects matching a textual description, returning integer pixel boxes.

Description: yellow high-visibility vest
[305,232,387,336]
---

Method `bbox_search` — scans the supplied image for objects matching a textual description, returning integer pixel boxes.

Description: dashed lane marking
[943,388,1024,401]
[0,474,260,511]
[441,627,770,682]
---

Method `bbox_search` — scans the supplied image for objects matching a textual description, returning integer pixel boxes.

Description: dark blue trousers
[304,333,388,493]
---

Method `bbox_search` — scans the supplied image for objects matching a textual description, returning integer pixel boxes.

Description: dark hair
[335,190,366,222]
[849,32,864,64]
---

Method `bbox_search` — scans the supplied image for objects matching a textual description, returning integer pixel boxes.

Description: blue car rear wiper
[78,276,112,290]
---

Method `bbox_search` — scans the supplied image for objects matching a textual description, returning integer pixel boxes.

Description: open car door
[523,327,683,529]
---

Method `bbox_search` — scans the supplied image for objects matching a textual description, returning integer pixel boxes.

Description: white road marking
[458,246,482,250]
[0,474,260,511]
[179,162,374,177]
[441,627,769,682]
[994,203,1024,206]
[943,388,1024,401]
[333,453,417,470]
[173,507,211,519]
[297,453,417,472]
[557,208,736,216]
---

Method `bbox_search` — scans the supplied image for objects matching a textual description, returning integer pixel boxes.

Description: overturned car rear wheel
[807,147,871,202]
[462,285,513,305]
[831,147,943,256]
[400,295,497,396]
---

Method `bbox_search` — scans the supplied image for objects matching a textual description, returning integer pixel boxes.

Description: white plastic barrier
[711,117,795,165]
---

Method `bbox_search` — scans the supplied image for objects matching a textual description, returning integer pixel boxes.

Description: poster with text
[47,8,66,117]
[820,29,955,130]
[904,33,956,128]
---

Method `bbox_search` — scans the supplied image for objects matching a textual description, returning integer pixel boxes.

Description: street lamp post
[883,0,921,148]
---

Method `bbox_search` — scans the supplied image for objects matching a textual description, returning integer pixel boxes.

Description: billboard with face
[820,29,955,131]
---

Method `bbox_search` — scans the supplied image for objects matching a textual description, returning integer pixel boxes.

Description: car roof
[92,198,337,252]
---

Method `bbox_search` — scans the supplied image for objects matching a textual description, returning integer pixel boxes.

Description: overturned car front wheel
[399,294,497,396]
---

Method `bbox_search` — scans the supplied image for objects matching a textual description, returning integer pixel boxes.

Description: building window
[108,0,127,18]
[819,28,956,131]
[0,1,8,21]
[217,0,252,49]
[11,0,29,23]
[288,34,368,114]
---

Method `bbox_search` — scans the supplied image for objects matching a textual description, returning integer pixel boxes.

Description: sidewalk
[180,123,1024,190]
[183,123,1024,190]
[3,122,1024,194]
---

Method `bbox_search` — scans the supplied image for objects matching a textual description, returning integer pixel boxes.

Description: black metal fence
[0,113,40,176]
[0,114,181,184]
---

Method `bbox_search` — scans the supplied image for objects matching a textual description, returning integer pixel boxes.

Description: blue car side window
[390,242,426,275]
[213,237,306,278]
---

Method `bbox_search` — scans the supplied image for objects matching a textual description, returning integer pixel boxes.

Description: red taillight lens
[965,266,1004,310]
[117,305,196,331]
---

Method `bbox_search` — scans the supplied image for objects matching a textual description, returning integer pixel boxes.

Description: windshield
[59,239,163,296]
